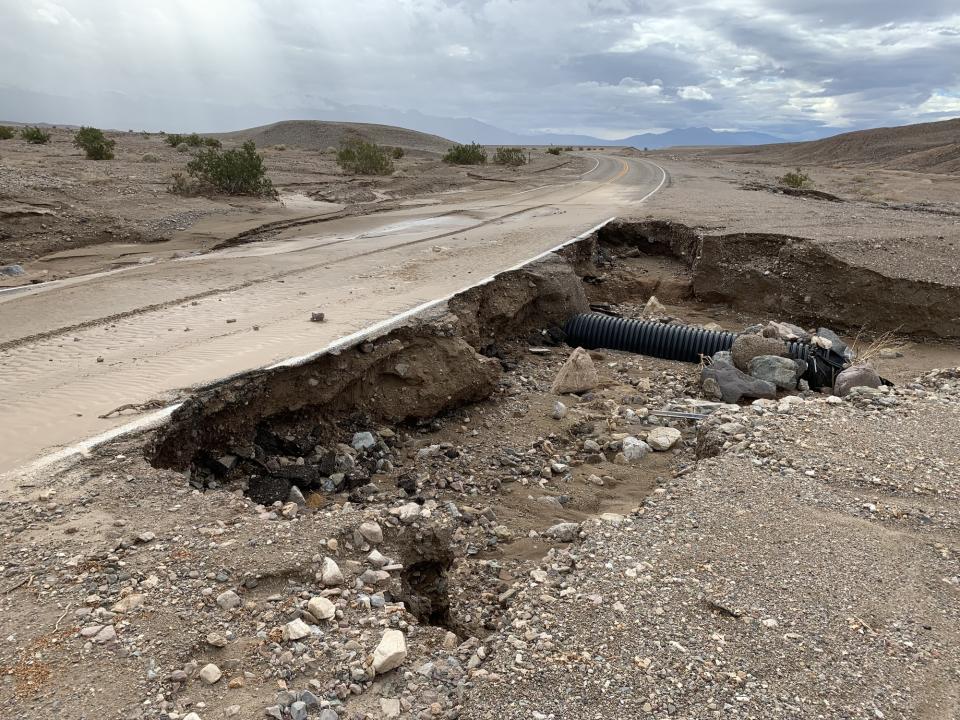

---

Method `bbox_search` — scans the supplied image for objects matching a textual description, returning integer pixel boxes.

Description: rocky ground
[3,275,959,718]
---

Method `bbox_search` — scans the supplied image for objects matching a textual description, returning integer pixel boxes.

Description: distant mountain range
[250,103,784,148]
[1,85,783,148]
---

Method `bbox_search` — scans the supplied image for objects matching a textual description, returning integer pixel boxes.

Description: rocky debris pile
[699,319,890,404]
[456,365,960,719]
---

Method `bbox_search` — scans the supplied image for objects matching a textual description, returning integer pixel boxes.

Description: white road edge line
[12,159,667,479]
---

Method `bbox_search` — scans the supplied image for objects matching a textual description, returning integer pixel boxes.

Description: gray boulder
[834,365,881,397]
[702,360,777,404]
[545,522,581,542]
[731,334,788,372]
[712,350,733,365]
[748,355,805,390]
[1,264,25,277]
[817,327,854,361]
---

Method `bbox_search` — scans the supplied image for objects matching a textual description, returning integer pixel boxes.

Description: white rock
[283,618,312,641]
[183,714,202,720]
[643,295,667,316]
[321,557,344,586]
[307,596,336,621]
[352,431,376,450]
[380,698,402,719]
[367,549,388,568]
[621,436,651,462]
[111,593,145,613]
[647,426,681,451]
[393,502,421,523]
[372,629,407,674]
[550,347,599,394]
[551,401,567,420]
[199,663,222,684]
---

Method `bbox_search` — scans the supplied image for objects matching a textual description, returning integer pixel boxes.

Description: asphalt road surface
[0,153,666,476]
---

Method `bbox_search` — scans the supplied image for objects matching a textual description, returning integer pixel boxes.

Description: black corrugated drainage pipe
[563,313,838,387]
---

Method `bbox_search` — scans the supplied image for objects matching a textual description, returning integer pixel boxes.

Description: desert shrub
[564,146,573,151]
[443,142,486,165]
[273,144,287,151]
[21,126,51,144]
[778,168,812,189]
[168,172,198,196]
[336,140,394,175]
[142,153,160,163]
[165,133,220,149]
[493,146,526,166]
[545,146,561,155]
[0,126,14,140]
[73,126,116,160]
[176,143,189,153]
[178,140,275,196]
[391,146,404,159]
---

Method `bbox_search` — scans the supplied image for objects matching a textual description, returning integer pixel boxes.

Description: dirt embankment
[149,255,589,473]
[598,219,960,338]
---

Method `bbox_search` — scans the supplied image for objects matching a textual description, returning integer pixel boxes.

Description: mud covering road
[0,153,664,476]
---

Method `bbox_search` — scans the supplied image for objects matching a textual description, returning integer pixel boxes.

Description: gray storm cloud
[1,0,958,139]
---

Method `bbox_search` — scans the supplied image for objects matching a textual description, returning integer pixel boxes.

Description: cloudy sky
[2,0,959,139]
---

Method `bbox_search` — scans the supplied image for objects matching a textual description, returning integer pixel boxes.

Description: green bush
[545,146,561,156]
[165,133,221,149]
[391,146,404,159]
[563,146,573,151]
[0,126,14,140]
[73,126,116,160]
[21,126,51,144]
[336,140,394,175]
[177,140,275,196]
[778,168,812,189]
[443,142,487,165]
[493,147,527,166]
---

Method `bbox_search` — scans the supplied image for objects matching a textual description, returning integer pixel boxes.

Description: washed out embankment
[148,217,952,486]
[597,219,960,338]
[148,254,590,476]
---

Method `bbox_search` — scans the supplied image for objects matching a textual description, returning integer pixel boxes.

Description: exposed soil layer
[599,219,960,338]
[151,216,960,485]
[149,255,588,472]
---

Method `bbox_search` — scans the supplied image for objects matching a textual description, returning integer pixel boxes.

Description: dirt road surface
[0,153,665,476]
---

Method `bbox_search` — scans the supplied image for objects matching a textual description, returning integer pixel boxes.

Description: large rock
[748,355,804,390]
[551,347,599,394]
[373,629,407,674]
[817,327,854,360]
[215,589,241,610]
[199,663,222,685]
[307,596,336,620]
[731,334,788,372]
[621,436,651,461]
[834,365,881,397]
[357,521,383,544]
[647,426,681,451]
[545,522,581,542]
[321,557,344,586]
[283,618,312,641]
[701,360,778,404]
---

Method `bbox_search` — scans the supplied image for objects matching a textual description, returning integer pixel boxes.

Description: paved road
[0,154,665,475]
